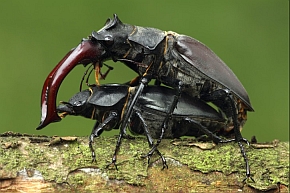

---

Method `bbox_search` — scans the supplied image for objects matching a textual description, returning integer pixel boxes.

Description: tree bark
[0,132,288,193]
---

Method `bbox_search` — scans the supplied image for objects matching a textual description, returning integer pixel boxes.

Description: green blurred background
[0,1,288,142]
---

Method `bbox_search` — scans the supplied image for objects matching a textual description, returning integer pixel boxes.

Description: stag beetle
[57,84,229,169]
[36,14,254,181]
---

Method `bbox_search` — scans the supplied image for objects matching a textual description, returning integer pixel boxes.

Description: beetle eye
[73,101,84,106]
[73,101,85,112]
[104,35,114,46]
[72,101,85,112]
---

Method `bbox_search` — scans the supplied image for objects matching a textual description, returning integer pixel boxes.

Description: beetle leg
[80,63,114,91]
[201,89,254,182]
[144,79,184,161]
[99,63,114,80]
[89,121,102,163]
[79,65,94,91]
[108,76,152,169]
[184,118,227,144]
[89,111,118,163]
[135,111,168,169]
[125,76,142,86]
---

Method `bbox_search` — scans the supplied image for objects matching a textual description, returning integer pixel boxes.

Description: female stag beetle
[56,84,228,169]
[36,14,254,181]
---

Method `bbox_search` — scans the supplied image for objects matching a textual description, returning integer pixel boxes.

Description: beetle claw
[91,157,96,163]
[105,154,118,170]
[243,175,255,183]
[160,158,168,170]
[240,138,250,146]
[142,150,168,170]
[106,161,118,170]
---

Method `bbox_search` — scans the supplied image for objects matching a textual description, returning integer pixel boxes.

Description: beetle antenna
[80,63,114,91]
[79,65,94,91]
[86,65,95,87]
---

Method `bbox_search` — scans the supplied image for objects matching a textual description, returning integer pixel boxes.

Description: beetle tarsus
[109,126,125,170]
[135,111,168,169]
[106,156,118,170]
[156,151,168,170]
[159,155,168,170]
[243,175,255,183]
[238,140,255,183]
[89,140,96,163]
[141,150,168,170]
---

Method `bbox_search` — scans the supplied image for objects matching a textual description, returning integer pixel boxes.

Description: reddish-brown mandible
[36,39,105,130]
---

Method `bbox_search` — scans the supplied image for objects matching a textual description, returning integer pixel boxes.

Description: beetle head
[57,102,74,116]
[91,14,133,60]
[57,89,90,116]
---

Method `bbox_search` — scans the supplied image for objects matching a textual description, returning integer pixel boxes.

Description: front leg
[108,76,151,169]
[89,111,118,163]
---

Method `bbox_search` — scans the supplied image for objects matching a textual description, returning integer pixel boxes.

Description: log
[0,131,288,192]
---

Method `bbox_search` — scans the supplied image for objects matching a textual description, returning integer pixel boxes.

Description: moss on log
[0,131,288,192]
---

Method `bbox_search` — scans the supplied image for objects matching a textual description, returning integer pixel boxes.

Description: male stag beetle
[56,84,228,169]
[36,14,254,181]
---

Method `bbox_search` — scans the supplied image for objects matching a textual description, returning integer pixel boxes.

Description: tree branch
[0,132,288,192]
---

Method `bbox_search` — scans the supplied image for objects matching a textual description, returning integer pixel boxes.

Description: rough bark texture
[0,132,288,193]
